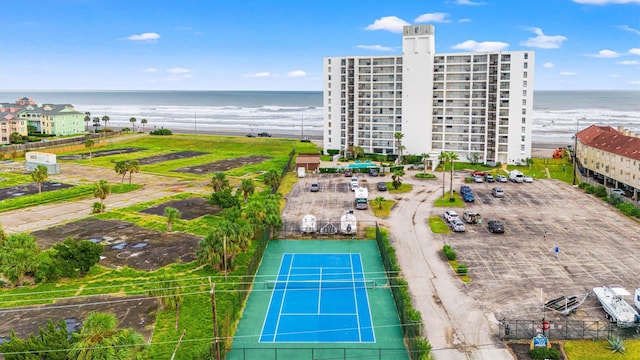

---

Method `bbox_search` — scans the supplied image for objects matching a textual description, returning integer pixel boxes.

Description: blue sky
[3,0,639,91]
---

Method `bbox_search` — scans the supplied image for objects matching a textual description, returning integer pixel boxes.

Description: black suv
[257,132,271,137]
[487,220,504,233]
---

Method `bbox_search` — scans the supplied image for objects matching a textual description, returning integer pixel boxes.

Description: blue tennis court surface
[260,253,375,343]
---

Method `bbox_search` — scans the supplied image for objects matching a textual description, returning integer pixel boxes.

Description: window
[328,75,331,80]
[328,59,332,65]
[523,80,527,87]
[522,109,527,115]
[524,62,528,69]
[522,99,527,106]
[524,53,528,60]
[523,72,527,79]
[521,127,526,133]
[521,144,525,151]
[523,90,527,97]
[521,135,526,142]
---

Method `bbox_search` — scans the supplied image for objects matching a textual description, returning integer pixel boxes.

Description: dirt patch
[139,197,221,220]
[57,147,145,160]
[0,181,74,201]
[0,295,157,344]
[31,218,202,271]
[136,151,208,165]
[172,155,271,174]
[507,342,566,360]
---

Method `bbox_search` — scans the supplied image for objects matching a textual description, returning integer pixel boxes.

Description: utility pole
[572,118,582,185]
[209,278,221,360]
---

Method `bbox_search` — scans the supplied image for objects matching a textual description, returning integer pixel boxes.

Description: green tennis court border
[228,240,409,360]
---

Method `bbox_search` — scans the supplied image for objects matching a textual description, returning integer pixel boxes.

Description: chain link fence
[499,319,640,341]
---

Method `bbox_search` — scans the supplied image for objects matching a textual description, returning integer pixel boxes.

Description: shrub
[442,245,457,261]
[456,264,468,275]
[528,347,561,360]
[415,173,436,179]
[594,186,607,198]
[578,182,588,189]
[607,195,623,206]
[389,165,404,172]
[584,185,595,194]
[326,149,340,156]
[617,202,640,217]
[150,128,173,135]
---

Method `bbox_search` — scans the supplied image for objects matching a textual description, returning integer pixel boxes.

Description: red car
[471,170,487,177]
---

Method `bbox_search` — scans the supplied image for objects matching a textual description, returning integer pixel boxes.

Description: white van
[297,167,306,178]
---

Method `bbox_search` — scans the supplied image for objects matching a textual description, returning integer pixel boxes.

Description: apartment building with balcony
[323,25,534,165]
[576,125,640,200]
[0,97,85,144]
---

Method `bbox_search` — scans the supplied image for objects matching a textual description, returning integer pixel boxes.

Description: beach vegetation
[164,206,181,232]
[391,168,404,190]
[9,132,24,144]
[30,164,48,195]
[150,128,172,135]
[93,179,110,213]
[371,198,394,217]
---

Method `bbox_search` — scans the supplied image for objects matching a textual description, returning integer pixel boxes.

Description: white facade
[323,25,535,165]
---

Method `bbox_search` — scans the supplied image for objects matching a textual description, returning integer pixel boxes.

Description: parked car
[463,211,481,224]
[488,220,505,233]
[257,132,271,137]
[523,176,533,183]
[443,210,460,223]
[344,169,353,177]
[377,182,388,191]
[496,175,508,183]
[246,133,255,137]
[460,185,472,194]
[310,183,319,192]
[611,189,626,196]
[462,192,475,202]
[369,169,379,177]
[471,170,487,177]
[491,187,505,198]
[450,219,466,232]
[473,175,484,183]
[485,174,495,182]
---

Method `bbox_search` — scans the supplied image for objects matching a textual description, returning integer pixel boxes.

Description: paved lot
[434,176,640,323]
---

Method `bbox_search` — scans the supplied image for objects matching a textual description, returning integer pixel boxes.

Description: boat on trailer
[544,292,589,316]
[592,285,640,327]
[635,288,640,312]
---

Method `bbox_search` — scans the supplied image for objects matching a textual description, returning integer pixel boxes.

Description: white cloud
[617,60,640,65]
[573,0,640,4]
[143,67,158,73]
[588,49,620,58]
[619,25,640,35]
[125,32,160,41]
[456,0,484,4]
[365,16,410,33]
[543,62,555,68]
[452,40,508,52]
[630,80,640,84]
[560,71,577,76]
[414,13,450,23]
[356,45,395,51]
[167,67,191,74]
[458,18,472,23]
[521,28,567,49]
[287,70,306,78]
[244,72,273,78]
[629,48,640,55]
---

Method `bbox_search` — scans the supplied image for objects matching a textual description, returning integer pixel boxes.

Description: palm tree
[84,112,91,132]
[394,132,404,164]
[126,160,140,185]
[240,179,255,202]
[439,151,448,198]
[447,151,459,197]
[353,146,364,160]
[31,164,48,195]
[164,207,181,232]
[242,197,283,237]
[373,196,385,210]
[140,118,148,132]
[391,168,405,190]
[147,276,182,311]
[114,161,128,185]
[263,170,280,192]
[92,116,101,133]
[421,153,430,174]
[85,139,95,161]
[101,115,110,130]
[70,312,145,360]
[93,180,110,213]
[129,117,136,132]
[197,217,253,272]
[211,172,229,193]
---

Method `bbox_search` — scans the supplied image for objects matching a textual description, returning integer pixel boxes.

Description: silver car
[450,219,466,232]
[491,187,505,198]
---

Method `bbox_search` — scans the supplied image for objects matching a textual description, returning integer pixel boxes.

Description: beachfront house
[0,97,85,143]
[323,24,535,166]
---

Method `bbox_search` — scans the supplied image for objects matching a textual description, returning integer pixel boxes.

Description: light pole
[572,118,583,185]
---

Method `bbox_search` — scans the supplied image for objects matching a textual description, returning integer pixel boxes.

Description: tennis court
[229,240,408,360]
[260,253,374,343]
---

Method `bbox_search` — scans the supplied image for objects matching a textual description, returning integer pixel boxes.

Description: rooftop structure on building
[323,24,535,165]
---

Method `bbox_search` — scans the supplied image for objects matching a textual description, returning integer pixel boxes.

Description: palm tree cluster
[438,151,459,198]
[114,160,141,186]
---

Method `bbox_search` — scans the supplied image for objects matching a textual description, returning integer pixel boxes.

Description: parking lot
[435,175,640,323]
[283,167,640,324]
[280,172,385,237]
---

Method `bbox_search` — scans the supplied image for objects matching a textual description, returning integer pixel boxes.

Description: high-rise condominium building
[323,25,535,166]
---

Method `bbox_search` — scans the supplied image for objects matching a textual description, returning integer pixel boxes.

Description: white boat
[635,288,640,312]
[300,214,317,234]
[592,286,640,327]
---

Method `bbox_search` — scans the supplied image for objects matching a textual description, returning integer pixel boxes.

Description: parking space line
[474,249,497,280]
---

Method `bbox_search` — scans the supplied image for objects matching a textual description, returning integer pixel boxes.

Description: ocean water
[1,90,638,144]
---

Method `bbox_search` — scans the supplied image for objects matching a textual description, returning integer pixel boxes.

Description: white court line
[318,267,322,314]
[273,254,294,342]
[350,254,362,342]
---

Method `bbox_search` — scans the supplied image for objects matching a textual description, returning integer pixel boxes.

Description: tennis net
[264,279,376,290]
